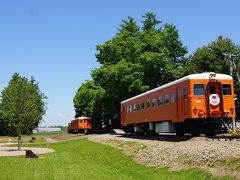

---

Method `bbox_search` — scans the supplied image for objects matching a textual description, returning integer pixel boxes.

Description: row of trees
[74,12,240,128]
[0,73,47,150]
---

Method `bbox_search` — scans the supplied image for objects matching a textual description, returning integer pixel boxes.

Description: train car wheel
[191,133,200,137]
[175,122,185,136]
[176,132,185,136]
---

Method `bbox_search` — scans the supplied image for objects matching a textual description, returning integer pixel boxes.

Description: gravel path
[88,133,240,178]
[0,143,55,157]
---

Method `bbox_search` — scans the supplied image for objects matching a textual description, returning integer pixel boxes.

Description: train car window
[133,104,136,112]
[178,89,182,100]
[80,120,83,123]
[141,102,145,109]
[158,96,163,106]
[164,95,169,104]
[84,120,87,123]
[127,106,129,113]
[222,84,232,95]
[129,105,132,112]
[194,84,204,96]
[210,86,216,94]
[87,120,90,123]
[152,98,156,107]
[146,100,151,108]
[184,86,188,98]
[137,104,140,111]
[171,93,175,103]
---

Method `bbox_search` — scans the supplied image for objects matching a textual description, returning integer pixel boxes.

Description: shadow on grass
[112,133,193,142]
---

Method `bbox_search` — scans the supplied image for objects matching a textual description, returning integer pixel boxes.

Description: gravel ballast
[88,133,240,178]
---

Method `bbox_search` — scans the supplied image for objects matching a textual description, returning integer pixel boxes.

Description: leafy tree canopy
[184,36,240,75]
[75,12,240,127]
[74,12,188,125]
[73,80,105,128]
[0,73,47,150]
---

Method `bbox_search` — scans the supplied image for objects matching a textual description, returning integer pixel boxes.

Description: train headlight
[209,73,216,80]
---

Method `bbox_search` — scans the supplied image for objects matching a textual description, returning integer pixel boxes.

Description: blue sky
[0,0,239,126]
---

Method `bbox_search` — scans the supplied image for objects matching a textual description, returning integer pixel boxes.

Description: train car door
[121,105,125,125]
[177,88,183,121]
[206,82,224,117]
[183,86,189,115]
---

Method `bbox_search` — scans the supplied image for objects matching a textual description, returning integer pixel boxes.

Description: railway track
[117,132,240,142]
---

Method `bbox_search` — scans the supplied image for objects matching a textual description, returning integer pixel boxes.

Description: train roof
[76,117,91,119]
[71,117,91,122]
[121,72,232,104]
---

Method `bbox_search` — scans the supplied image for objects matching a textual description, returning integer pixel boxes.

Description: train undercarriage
[123,118,231,136]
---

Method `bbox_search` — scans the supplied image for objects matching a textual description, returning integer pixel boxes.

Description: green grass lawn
[0,131,65,143]
[0,138,226,180]
[33,131,66,137]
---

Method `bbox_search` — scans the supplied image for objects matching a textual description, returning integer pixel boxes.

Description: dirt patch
[87,134,240,179]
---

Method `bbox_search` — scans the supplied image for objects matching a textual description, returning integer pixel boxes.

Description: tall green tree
[162,24,188,67]
[96,17,141,65]
[0,73,47,150]
[75,12,188,127]
[73,80,105,128]
[142,12,161,31]
[140,17,187,88]
[93,12,187,126]
[92,60,149,123]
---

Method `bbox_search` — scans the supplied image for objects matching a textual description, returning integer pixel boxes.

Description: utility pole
[223,53,240,81]
[223,53,239,132]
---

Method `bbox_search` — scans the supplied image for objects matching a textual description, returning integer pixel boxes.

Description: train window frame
[137,104,141,111]
[222,84,232,96]
[164,95,170,104]
[80,120,83,123]
[158,96,163,106]
[210,86,216,94]
[194,84,205,96]
[129,105,132,112]
[133,104,136,112]
[178,88,182,100]
[87,119,90,123]
[184,86,188,99]
[171,93,175,103]
[152,98,156,108]
[141,102,145,109]
[84,120,87,123]
[126,106,129,113]
[146,100,151,108]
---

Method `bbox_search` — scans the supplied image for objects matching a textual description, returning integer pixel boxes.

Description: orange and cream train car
[120,72,235,135]
[68,117,92,133]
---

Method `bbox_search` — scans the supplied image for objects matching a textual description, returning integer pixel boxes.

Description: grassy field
[0,131,65,143]
[33,131,66,137]
[0,137,224,180]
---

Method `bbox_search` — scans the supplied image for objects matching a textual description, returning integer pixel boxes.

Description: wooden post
[232,117,236,132]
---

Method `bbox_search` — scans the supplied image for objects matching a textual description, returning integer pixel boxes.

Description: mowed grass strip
[0,138,222,180]
[0,131,65,143]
